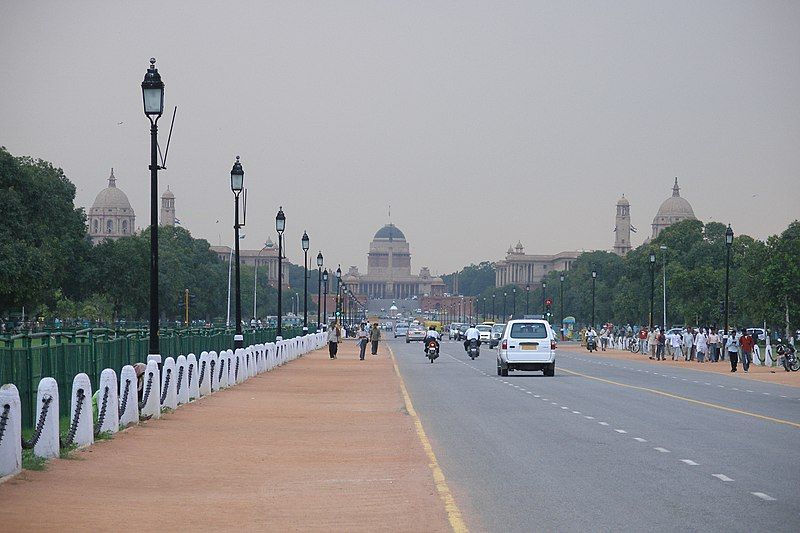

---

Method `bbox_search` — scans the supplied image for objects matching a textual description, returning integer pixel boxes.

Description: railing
[0,327,303,430]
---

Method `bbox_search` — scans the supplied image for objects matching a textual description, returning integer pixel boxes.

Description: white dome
[91,169,133,211]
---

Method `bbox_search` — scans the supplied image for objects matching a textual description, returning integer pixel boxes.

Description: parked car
[395,323,409,338]
[497,319,556,377]
[489,323,506,348]
[406,326,427,343]
[476,324,493,343]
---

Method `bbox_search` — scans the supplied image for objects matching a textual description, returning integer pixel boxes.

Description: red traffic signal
[545,298,553,306]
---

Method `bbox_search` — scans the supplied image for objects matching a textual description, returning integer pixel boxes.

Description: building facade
[342,223,446,299]
[494,242,579,287]
[613,195,632,256]
[210,237,288,289]
[88,168,136,245]
[651,178,696,239]
[160,187,176,226]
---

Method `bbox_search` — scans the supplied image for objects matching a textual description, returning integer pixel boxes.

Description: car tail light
[551,341,557,350]
[501,340,507,350]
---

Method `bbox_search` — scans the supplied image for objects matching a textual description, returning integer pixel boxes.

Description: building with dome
[342,223,445,299]
[613,195,633,256]
[210,236,287,289]
[651,178,696,239]
[160,187,176,226]
[88,168,136,244]
[494,242,580,287]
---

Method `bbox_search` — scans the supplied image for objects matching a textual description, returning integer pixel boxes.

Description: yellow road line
[560,367,800,429]
[387,344,468,533]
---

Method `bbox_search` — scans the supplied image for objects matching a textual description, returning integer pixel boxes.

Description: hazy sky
[2,1,798,274]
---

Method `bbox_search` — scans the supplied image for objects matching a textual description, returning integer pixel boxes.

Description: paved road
[391,338,799,532]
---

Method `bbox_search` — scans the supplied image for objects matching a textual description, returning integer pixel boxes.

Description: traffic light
[545,297,552,316]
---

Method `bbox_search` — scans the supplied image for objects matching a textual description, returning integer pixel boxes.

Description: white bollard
[187,353,200,400]
[176,355,189,405]
[200,352,212,395]
[218,351,229,389]
[0,384,22,478]
[248,346,256,377]
[140,360,161,420]
[33,377,60,459]
[234,348,244,383]
[97,369,119,434]
[210,351,220,392]
[69,373,93,448]
[118,365,139,427]
[161,357,178,410]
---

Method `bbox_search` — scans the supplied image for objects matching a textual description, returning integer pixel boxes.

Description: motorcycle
[467,339,480,360]
[775,340,799,372]
[587,337,598,353]
[426,340,439,363]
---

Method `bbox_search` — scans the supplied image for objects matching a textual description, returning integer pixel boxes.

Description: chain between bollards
[176,365,184,395]
[61,388,86,449]
[218,358,225,382]
[93,386,110,436]
[138,372,154,410]
[159,368,172,405]
[118,379,131,418]
[0,404,10,446]
[21,395,53,449]
[187,363,194,392]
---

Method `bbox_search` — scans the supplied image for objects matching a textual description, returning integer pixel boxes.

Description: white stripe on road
[598,422,609,426]
[614,429,627,433]
[681,459,699,466]
[633,437,647,442]
[584,416,595,419]
[654,447,671,453]
[712,474,734,482]
[751,492,776,501]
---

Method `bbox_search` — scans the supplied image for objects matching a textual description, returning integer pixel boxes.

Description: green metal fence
[0,326,303,430]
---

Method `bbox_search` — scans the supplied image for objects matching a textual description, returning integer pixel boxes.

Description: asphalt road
[391,338,800,533]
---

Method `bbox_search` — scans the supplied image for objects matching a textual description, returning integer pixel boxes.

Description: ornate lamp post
[512,287,517,319]
[541,281,547,315]
[275,207,286,340]
[335,265,342,325]
[482,297,487,322]
[322,269,329,330]
[253,242,270,322]
[660,245,667,329]
[316,252,323,331]
[591,269,597,328]
[142,58,164,363]
[724,225,734,339]
[559,273,565,340]
[503,292,507,322]
[492,293,496,321]
[301,231,310,334]
[230,156,245,349]
[525,284,530,315]
[649,252,656,329]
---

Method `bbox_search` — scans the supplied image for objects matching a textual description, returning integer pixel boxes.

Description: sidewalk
[0,341,452,532]
[568,344,800,387]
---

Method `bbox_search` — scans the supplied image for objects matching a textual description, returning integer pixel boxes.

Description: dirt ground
[0,341,453,532]
[570,344,800,387]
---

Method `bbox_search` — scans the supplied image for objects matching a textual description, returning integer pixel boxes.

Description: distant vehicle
[406,325,426,343]
[458,324,469,341]
[395,323,409,337]
[746,328,766,341]
[448,323,462,340]
[497,319,556,377]
[476,324,492,342]
[490,323,506,348]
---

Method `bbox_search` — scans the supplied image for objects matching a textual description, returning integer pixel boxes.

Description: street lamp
[525,284,530,315]
[512,287,517,319]
[541,281,547,315]
[316,252,323,331]
[142,58,164,363]
[660,245,667,329]
[559,273,565,340]
[492,293,496,321]
[649,251,656,329]
[253,241,270,322]
[591,269,597,328]
[230,156,245,349]
[482,297,487,322]
[322,269,329,329]
[301,231,310,334]
[275,207,286,340]
[503,292,507,322]
[335,265,342,325]
[724,224,734,339]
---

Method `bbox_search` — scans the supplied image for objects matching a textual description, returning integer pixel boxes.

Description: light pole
[649,252,656,329]
[483,297,487,322]
[253,242,269,322]
[142,58,164,362]
[230,156,245,349]
[335,265,342,325]
[559,273,565,340]
[512,287,517,319]
[322,269,329,329]
[316,252,323,331]
[660,245,667,329]
[724,225,734,339]
[275,207,286,340]
[492,293,496,321]
[503,292,507,322]
[301,231,310,334]
[541,281,547,315]
[525,284,530,315]
[591,269,597,328]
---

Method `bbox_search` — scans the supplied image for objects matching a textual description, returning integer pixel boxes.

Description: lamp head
[336,265,341,279]
[322,269,329,282]
[275,207,286,234]
[559,274,565,282]
[230,156,244,193]
[649,252,656,263]
[301,231,310,251]
[316,251,323,267]
[141,58,164,117]
[725,224,734,245]
[591,270,597,279]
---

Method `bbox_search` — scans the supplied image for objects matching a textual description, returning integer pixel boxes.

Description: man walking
[357,323,368,360]
[726,329,740,372]
[639,327,648,355]
[369,322,381,355]
[327,320,341,359]
[740,329,754,373]
[670,330,683,361]
[683,329,694,361]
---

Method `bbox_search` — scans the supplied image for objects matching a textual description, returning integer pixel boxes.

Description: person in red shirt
[638,327,648,354]
[740,331,754,372]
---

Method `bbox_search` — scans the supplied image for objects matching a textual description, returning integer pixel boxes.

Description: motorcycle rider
[464,324,481,352]
[423,325,441,354]
[586,327,598,350]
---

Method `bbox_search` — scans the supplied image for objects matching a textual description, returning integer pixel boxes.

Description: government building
[210,237,287,289]
[494,243,580,288]
[88,169,136,244]
[342,224,445,299]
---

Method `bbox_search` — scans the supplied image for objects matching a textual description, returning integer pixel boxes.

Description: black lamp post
[724,224,734,339]
[649,252,656,329]
[591,270,597,328]
[230,156,245,349]
[492,293,496,321]
[142,58,164,362]
[316,252,323,331]
[503,292,507,322]
[559,273,565,340]
[335,265,342,325]
[322,269,329,329]
[512,287,517,319]
[482,297,487,322]
[301,231,310,334]
[525,284,530,315]
[275,207,286,340]
[541,281,547,315]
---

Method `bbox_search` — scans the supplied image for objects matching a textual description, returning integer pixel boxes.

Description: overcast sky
[2,1,798,274]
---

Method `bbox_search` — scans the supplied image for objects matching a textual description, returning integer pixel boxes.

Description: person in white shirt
[424,326,441,354]
[670,331,683,360]
[463,324,481,351]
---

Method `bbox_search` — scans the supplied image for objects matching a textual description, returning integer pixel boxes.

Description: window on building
[122,220,128,234]
[93,219,98,233]
[106,220,113,233]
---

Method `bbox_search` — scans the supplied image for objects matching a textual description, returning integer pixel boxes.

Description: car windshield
[477,325,491,332]
[492,324,505,334]
[510,322,548,339]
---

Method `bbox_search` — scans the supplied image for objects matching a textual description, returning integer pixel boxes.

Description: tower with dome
[88,168,136,244]
[651,178,696,239]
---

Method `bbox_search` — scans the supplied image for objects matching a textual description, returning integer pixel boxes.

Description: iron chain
[138,372,154,410]
[176,365,184,395]
[187,363,194,392]
[0,403,10,446]
[22,395,53,449]
[218,358,225,382]
[235,356,240,382]
[118,378,131,418]
[61,388,86,448]
[93,386,110,436]
[160,368,172,405]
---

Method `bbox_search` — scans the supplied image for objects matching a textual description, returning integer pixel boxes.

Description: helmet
[470,324,476,328]
[429,325,436,330]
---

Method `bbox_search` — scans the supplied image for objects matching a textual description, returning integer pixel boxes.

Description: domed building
[88,168,136,244]
[651,178,696,239]
[341,223,445,299]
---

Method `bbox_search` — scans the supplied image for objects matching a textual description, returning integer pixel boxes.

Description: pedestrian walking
[647,328,657,359]
[740,330,754,373]
[683,329,694,361]
[695,328,708,363]
[369,322,381,355]
[357,323,368,360]
[707,329,719,362]
[670,330,683,361]
[656,328,666,360]
[726,329,740,372]
[327,321,341,359]
[639,327,648,355]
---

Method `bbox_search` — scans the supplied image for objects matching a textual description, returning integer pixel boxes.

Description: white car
[406,326,427,343]
[476,324,493,343]
[497,319,556,377]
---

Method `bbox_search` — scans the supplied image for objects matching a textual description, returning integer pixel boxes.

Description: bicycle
[627,337,640,353]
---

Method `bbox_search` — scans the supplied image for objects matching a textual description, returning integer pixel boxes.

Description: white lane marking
[712,474,734,482]
[654,447,671,453]
[751,492,776,501]
[633,437,647,442]
[732,388,739,391]
[533,395,540,398]
[746,390,753,393]
[763,392,770,395]
[551,402,558,405]
[614,429,627,433]
[572,411,581,414]
[560,406,569,410]
[542,398,549,401]
[717,385,725,388]
[704,382,711,385]
[525,391,532,394]
[584,416,595,419]
[681,459,699,466]
[598,422,609,426]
